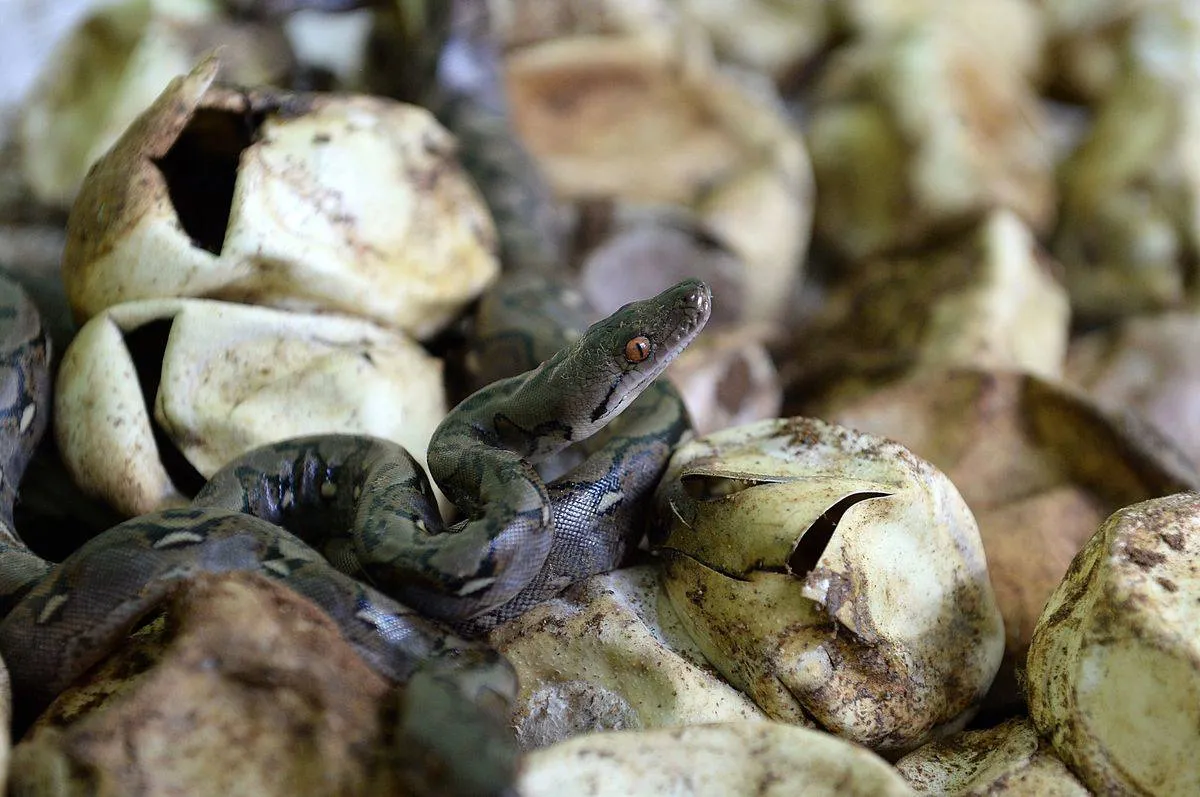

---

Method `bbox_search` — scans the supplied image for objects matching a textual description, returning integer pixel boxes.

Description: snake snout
[681,281,712,318]
[672,280,712,345]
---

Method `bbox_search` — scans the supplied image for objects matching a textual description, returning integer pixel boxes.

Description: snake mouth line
[663,282,712,364]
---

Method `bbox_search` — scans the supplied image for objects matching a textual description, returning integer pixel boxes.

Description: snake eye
[624,335,652,363]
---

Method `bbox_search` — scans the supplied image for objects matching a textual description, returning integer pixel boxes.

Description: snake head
[562,278,711,431]
[472,277,710,464]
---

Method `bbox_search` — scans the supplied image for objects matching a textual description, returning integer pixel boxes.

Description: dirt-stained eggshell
[55,297,445,517]
[652,416,1004,754]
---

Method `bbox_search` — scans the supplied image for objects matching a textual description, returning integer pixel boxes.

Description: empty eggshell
[55,298,445,517]
[651,417,1004,754]
[807,21,1053,260]
[62,58,499,338]
[490,566,764,750]
[18,0,293,206]
[1026,491,1200,796]
[518,721,915,797]
[895,717,1088,796]
[504,34,811,325]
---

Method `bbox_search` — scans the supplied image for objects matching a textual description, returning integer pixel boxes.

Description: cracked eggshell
[834,0,1044,82]
[895,717,1088,796]
[680,0,834,80]
[1040,0,1199,101]
[1066,313,1200,470]
[55,298,445,517]
[781,210,1070,399]
[505,35,811,324]
[1026,491,1200,796]
[18,0,293,206]
[62,58,499,338]
[651,417,1004,754]
[492,566,763,747]
[802,370,1200,713]
[1053,17,1200,321]
[491,0,683,53]
[489,566,763,751]
[808,22,1054,261]
[11,572,397,796]
[518,721,915,797]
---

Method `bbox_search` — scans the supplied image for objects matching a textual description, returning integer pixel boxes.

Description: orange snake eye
[624,335,651,363]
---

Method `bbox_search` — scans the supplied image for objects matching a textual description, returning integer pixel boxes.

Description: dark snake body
[0,7,711,792]
[460,276,696,635]
[192,278,709,633]
[0,280,523,796]
[0,273,708,728]
[0,278,54,610]
[409,1,709,635]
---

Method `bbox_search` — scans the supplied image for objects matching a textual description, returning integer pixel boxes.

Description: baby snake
[0,7,711,791]
[191,277,710,634]
[0,272,709,790]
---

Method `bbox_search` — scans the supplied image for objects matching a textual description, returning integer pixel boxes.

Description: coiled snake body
[0,8,711,789]
[192,277,710,634]
[0,274,709,742]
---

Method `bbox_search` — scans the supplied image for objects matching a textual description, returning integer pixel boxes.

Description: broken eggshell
[55,297,446,517]
[504,34,812,325]
[518,721,915,797]
[1047,2,1200,319]
[490,0,685,53]
[651,417,1004,754]
[1040,0,1199,101]
[679,0,834,82]
[834,0,1045,83]
[1026,491,1200,796]
[894,716,1088,796]
[780,209,1071,402]
[11,572,395,796]
[18,0,294,206]
[1052,66,1200,321]
[490,565,764,751]
[795,369,1200,715]
[807,20,1054,261]
[62,57,499,338]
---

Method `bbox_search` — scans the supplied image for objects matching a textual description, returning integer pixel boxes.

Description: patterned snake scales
[0,270,709,787]
[0,7,710,792]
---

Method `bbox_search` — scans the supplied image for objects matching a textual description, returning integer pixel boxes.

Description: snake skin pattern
[456,275,697,635]
[0,276,518,794]
[0,275,54,614]
[0,9,711,795]
[423,2,715,635]
[0,273,707,791]
[193,279,710,629]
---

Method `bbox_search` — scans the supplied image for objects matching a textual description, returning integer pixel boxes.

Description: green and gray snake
[0,6,711,793]
[0,270,708,758]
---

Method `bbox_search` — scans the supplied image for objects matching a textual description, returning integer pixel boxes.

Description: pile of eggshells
[2,0,1200,794]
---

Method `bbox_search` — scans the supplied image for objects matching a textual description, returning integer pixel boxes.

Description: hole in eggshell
[680,473,784,501]
[787,492,890,576]
[15,444,124,562]
[153,107,263,255]
[123,320,208,497]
